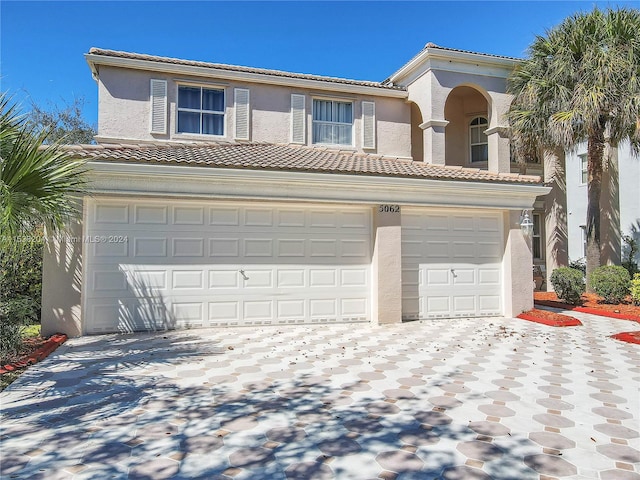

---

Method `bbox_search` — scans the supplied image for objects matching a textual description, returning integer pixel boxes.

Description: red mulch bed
[611,331,640,345]
[534,292,640,323]
[0,334,67,374]
[517,308,582,327]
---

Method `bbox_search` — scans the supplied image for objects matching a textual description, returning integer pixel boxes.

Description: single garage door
[84,198,371,333]
[401,208,503,320]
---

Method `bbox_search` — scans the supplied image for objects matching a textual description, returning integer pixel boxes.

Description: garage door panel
[172,271,204,290]
[134,205,168,224]
[402,208,503,320]
[453,269,475,285]
[277,239,305,257]
[172,302,204,327]
[479,295,501,313]
[278,300,305,318]
[244,238,273,257]
[173,206,205,225]
[210,207,240,226]
[209,270,240,288]
[478,268,500,285]
[134,238,167,257]
[309,269,337,287]
[210,238,240,257]
[209,301,240,322]
[172,238,204,257]
[452,241,475,258]
[426,269,450,286]
[426,296,450,314]
[94,240,129,258]
[85,199,371,333]
[453,296,476,313]
[94,204,129,224]
[243,270,273,288]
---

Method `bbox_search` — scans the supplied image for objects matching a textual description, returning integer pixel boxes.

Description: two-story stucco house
[42,44,553,337]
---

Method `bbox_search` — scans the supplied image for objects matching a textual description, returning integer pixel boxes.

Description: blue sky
[1,1,637,126]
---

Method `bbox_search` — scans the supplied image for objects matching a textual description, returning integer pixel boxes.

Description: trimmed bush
[590,265,631,304]
[550,267,585,305]
[630,273,640,306]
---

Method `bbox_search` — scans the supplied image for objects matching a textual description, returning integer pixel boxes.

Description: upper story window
[312,99,353,146]
[532,213,542,260]
[579,154,588,184]
[177,86,225,136]
[470,116,488,163]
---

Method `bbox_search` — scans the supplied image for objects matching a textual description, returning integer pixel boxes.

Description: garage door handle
[451,269,457,278]
[239,270,249,280]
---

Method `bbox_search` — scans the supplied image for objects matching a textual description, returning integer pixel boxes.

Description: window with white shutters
[362,101,375,149]
[234,88,250,140]
[150,79,167,134]
[291,94,306,144]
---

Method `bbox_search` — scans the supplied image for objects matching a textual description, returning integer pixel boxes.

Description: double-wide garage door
[84,198,372,333]
[402,209,503,320]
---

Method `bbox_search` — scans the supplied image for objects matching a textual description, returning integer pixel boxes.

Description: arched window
[470,116,488,163]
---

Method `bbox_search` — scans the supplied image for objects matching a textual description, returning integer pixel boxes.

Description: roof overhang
[85,53,408,99]
[87,161,550,211]
[386,46,519,86]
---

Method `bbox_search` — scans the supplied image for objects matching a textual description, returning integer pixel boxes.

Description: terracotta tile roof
[421,42,521,61]
[65,142,542,185]
[87,48,405,91]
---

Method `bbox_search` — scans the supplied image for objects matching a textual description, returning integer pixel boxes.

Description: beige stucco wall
[41,211,85,337]
[502,210,535,316]
[95,66,412,158]
[402,67,513,171]
[371,206,403,325]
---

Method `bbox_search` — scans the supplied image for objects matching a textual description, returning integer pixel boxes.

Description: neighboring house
[43,44,552,337]
[564,142,640,268]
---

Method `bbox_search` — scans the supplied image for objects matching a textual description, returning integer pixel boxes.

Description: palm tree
[1,93,86,252]
[508,7,640,290]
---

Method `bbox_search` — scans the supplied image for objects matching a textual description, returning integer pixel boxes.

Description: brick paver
[1,312,638,479]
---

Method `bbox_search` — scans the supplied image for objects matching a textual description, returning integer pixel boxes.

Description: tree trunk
[585,129,605,292]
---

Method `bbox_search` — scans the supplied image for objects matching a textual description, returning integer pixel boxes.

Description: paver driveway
[1,312,639,480]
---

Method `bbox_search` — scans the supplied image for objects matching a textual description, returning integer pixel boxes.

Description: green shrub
[550,267,585,305]
[630,273,640,306]
[0,296,39,362]
[589,265,631,304]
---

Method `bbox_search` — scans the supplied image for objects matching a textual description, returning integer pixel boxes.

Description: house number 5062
[378,204,400,213]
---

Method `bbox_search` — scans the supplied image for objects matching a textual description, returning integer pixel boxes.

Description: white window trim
[469,115,489,164]
[175,83,226,138]
[312,97,355,148]
[579,153,588,185]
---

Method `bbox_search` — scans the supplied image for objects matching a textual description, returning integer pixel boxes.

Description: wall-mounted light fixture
[520,210,534,243]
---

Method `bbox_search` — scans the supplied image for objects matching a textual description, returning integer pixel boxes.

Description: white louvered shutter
[291,94,306,144]
[234,88,250,140]
[362,101,376,149]
[149,79,167,134]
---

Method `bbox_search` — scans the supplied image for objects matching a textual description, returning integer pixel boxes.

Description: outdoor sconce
[520,210,534,243]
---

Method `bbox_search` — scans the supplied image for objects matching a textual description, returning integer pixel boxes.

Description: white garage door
[84,198,371,333]
[402,209,503,320]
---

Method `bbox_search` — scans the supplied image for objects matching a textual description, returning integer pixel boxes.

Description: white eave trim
[387,47,519,85]
[87,161,549,211]
[85,54,408,99]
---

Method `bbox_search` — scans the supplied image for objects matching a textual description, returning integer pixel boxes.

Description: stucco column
[486,127,511,173]
[420,120,448,165]
[371,205,403,325]
[41,205,85,337]
[543,149,569,290]
[503,210,534,317]
[601,143,621,265]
